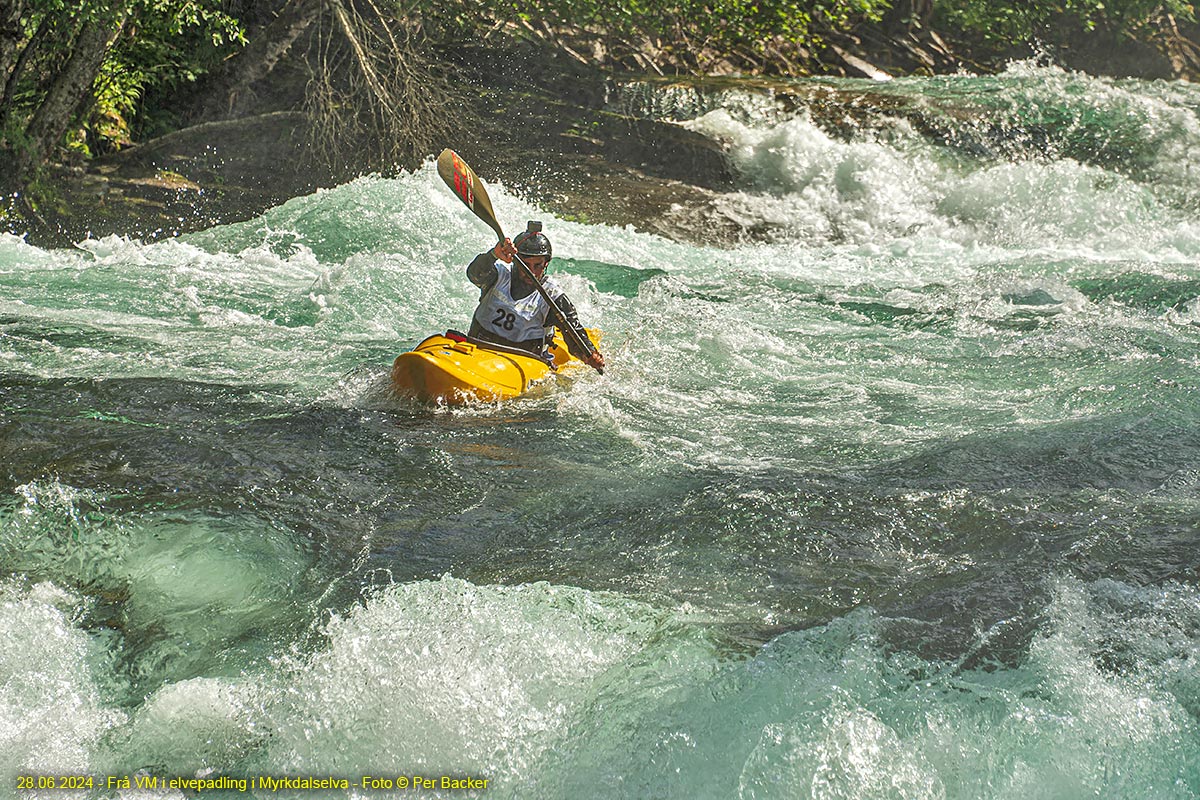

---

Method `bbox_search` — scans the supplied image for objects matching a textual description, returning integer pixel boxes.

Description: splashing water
[2,64,1199,798]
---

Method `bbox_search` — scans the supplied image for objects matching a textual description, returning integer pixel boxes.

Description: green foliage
[4,0,246,155]
[90,56,143,148]
[93,1,246,149]
[18,0,245,39]
[933,0,1196,44]
[453,0,892,60]
[0,119,35,165]
[23,164,68,215]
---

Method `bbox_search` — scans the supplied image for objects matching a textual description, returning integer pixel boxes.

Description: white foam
[264,576,674,779]
[0,581,123,785]
[126,677,263,774]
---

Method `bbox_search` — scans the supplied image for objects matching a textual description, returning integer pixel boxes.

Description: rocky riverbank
[4,48,751,250]
[5,17,1198,251]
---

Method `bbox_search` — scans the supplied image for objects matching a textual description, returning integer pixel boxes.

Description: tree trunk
[17,14,124,177]
[193,0,322,122]
[0,14,52,130]
[0,0,22,84]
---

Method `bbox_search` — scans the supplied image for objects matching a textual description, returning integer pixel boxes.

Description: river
[2,62,1199,798]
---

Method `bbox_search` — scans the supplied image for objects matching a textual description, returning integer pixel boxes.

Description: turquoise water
[2,62,1200,798]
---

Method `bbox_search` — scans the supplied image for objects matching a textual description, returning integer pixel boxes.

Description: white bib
[472,262,559,344]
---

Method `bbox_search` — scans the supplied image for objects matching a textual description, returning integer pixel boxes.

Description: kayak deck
[390,329,595,404]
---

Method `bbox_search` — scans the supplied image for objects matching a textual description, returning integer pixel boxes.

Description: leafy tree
[933,0,1196,44]
[456,0,893,70]
[0,0,244,185]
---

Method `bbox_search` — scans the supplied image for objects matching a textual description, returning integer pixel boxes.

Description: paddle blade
[437,149,505,240]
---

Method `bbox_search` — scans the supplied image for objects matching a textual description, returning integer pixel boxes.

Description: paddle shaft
[437,149,600,368]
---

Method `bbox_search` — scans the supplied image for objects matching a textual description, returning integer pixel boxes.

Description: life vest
[472,261,561,346]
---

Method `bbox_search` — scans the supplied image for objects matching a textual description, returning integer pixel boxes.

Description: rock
[9,112,325,246]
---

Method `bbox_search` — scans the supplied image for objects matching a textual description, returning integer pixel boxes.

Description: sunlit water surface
[2,63,1200,799]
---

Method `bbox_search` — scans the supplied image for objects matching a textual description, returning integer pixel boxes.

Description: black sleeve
[547,292,600,360]
[466,252,499,294]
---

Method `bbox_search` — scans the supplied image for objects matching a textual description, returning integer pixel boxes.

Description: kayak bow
[391,328,600,404]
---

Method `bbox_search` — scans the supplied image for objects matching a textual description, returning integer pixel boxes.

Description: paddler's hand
[585,351,606,373]
[492,238,516,263]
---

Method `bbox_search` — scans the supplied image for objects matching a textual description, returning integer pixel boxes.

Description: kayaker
[466,220,606,372]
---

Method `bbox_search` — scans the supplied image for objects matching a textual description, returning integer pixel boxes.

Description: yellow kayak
[391,329,599,404]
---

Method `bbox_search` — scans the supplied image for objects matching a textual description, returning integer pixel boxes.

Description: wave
[3,574,1197,798]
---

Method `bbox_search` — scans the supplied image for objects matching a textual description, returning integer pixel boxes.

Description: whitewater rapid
[2,62,1199,798]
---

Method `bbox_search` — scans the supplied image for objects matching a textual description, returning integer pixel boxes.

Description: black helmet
[514,220,552,260]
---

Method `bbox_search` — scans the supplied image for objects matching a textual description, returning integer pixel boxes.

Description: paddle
[436,149,602,373]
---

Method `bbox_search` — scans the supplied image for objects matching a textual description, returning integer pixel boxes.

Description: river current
[2,62,1200,798]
